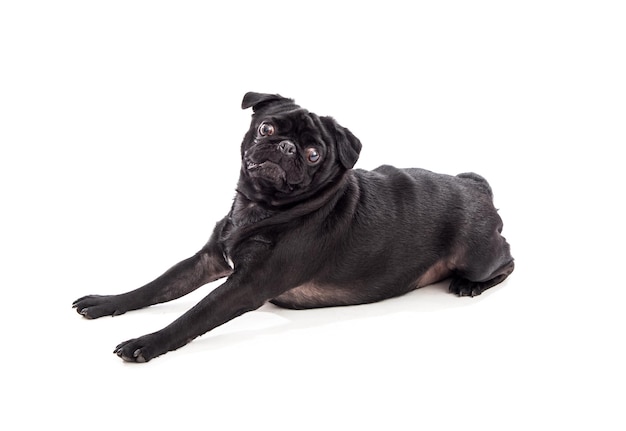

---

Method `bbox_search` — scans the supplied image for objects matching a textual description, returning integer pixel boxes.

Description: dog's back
[351,165,513,297]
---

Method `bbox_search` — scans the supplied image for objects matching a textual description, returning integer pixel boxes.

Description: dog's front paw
[72,295,127,319]
[114,334,161,363]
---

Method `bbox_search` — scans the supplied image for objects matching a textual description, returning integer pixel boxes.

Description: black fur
[73,92,514,362]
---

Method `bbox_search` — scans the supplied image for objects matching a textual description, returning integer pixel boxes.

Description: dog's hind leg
[448,223,515,297]
[449,259,514,297]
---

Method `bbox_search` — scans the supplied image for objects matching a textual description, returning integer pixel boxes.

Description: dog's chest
[231,195,274,227]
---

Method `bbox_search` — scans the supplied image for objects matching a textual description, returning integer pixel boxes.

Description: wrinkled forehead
[255,107,319,135]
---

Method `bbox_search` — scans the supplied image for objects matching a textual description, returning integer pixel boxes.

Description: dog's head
[238,92,361,206]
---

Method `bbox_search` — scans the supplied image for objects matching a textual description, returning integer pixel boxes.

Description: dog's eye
[258,122,275,137]
[306,148,321,164]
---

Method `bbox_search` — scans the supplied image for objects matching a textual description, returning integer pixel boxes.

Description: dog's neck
[230,173,353,230]
[230,193,275,227]
[222,173,356,255]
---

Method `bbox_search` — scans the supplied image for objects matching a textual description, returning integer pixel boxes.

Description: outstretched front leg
[113,243,297,362]
[113,275,256,362]
[72,218,233,319]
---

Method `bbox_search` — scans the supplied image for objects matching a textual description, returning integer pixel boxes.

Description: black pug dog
[73,92,514,362]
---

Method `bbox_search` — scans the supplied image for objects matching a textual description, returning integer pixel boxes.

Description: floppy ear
[322,117,362,169]
[336,125,362,169]
[241,92,292,111]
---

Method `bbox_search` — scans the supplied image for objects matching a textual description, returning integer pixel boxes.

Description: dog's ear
[336,125,362,169]
[322,116,362,169]
[241,92,292,111]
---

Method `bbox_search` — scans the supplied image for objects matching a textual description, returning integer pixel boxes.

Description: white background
[1,1,625,430]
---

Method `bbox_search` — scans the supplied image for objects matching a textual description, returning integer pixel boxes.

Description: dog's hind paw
[449,263,513,297]
[448,278,488,297]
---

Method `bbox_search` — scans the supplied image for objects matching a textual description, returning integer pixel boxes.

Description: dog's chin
[246,160,287,186]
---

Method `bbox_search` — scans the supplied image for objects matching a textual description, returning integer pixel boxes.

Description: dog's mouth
[245,159,287,184]
[245,161,263,171]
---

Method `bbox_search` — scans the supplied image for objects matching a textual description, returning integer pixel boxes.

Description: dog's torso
[223,165,500,309]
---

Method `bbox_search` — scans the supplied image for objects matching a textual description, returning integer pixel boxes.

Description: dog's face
[238,92,362,206]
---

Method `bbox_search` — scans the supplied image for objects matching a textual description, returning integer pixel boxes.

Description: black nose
[278,140,296,155]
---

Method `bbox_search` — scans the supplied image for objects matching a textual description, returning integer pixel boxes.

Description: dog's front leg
[113,269,285,362]
[73,218,233,319]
